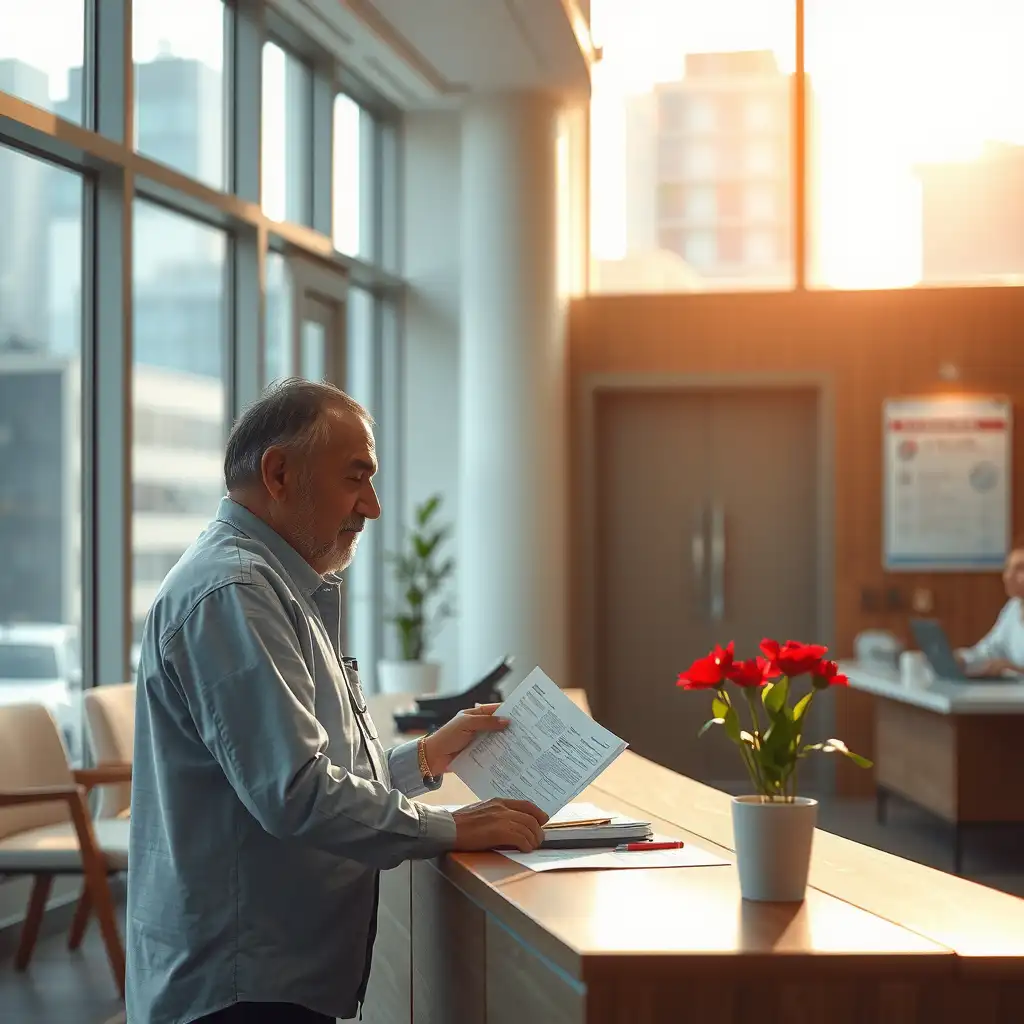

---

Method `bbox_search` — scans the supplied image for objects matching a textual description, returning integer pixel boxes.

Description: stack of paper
[541,802,652,848]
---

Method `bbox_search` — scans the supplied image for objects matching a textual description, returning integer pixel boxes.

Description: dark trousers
[192,1003,334,1024]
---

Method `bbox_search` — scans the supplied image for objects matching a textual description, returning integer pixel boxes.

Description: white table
[842,660,1024,873]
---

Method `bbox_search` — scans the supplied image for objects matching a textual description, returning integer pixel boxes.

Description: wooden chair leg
[68,790,125,997]
[15,873,53,970]
[68,886,93,950]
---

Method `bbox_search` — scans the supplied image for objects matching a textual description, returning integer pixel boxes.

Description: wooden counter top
[366,689,1024,1022]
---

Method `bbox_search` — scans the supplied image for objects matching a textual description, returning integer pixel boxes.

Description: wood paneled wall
[568,287,1024,795]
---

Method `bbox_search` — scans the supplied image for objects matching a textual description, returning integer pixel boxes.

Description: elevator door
[598,387,823,787]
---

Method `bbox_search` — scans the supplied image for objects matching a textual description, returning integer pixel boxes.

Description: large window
[806,0,1024,288]
[0,0,85,125]
[262,41,312,224]
[590,0,795,294]
[1,0,404,783]
[133,0,228,191]
[0,147,84,760]
[591,0,1024,293]
[132,201,227,640]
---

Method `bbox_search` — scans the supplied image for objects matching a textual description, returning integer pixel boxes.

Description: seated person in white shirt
[956,543,1024,678]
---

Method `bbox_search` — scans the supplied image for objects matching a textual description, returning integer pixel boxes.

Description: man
[957,541,1024,677]
[127,379,547,1024]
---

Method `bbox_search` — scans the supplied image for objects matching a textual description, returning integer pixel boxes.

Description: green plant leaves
[801,738,874,768]
[384,494,455,661]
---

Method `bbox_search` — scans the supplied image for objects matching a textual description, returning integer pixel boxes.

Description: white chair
[84,683,135,819]
[0,703,129,996]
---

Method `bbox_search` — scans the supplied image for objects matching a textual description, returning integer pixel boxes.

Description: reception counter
[843,660,1024,873]
[362,691,1024,1024]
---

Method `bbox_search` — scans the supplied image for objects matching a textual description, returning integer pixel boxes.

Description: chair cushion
[0,817,129,872]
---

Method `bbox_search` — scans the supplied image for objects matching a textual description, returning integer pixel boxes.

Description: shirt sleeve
[163,580,456,869]
[387,739,446,798]
[958,599,1014,671]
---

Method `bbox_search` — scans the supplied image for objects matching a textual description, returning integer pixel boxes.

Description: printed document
[500,837,730,873]
[449,667,628,818]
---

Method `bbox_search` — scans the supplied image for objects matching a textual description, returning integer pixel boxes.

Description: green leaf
[711,697,729,721]
[762,675,789,715]
[415,495,441,525]
[793,692,814,722]
[698,717,723,737]
[720,704,742,744]
[800,739,873,769]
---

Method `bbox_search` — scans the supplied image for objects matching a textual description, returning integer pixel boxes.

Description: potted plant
[677,639,872,902]
[378,494,455,696]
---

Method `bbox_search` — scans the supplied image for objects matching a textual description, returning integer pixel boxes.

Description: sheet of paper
[499,836,729,873]
[448,667,628,818]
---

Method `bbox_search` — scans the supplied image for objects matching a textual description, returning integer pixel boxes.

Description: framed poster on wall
[883,395,1012,571]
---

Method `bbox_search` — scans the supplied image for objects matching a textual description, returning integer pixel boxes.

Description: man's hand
[421,703,509,777]
[452,799,548,852]
[970,658,1024,678]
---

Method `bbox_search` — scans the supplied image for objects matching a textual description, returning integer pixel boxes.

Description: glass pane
[0,0,85,124]
[345,289,377,677]
[132,0,227,190]
[300,317,327,381]
[132,201,227,642]
[807,0,1024,288]
[379,122,400,273]
[264,251,293,385]
[0,148,84,762]
[333,94,377,259]
[262,42,312,224]
[589,0,795,293]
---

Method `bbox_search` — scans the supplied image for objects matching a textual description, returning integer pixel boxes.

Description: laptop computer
[909,618,1015,682]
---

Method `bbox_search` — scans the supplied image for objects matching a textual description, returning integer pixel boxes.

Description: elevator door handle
[709,501,726,622]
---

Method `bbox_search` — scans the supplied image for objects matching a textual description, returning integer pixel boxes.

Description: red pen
[615,840,685,852]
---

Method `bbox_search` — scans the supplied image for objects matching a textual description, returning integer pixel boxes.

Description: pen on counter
[615,840,685,852]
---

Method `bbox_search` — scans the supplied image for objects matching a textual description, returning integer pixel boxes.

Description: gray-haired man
[127,379,546,1024]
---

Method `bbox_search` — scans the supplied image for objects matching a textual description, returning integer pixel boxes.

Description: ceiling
[282,0,595,109]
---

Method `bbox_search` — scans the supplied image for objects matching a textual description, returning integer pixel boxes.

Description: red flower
[760,639,829,678]
[813,659,848,688]
[725,656,777,688]
[677,642,734,690]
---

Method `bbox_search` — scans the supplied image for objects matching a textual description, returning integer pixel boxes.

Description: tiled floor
[2,799,1022,1023]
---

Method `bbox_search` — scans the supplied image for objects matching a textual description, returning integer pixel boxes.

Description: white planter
[376,660,441,697]
[731,795,818,902]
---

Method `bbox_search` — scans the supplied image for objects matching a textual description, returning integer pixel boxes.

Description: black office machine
[392,655,514,734]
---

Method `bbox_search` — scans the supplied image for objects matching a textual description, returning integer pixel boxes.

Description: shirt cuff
[387,738,443,798]
[416,803,458,848]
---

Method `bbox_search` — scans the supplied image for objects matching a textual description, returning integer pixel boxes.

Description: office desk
[363,691,1024,1024]
[842,660,1024,872]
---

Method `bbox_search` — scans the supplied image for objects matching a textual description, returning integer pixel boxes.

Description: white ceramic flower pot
[731,795,818,902]
[376,660,442,697]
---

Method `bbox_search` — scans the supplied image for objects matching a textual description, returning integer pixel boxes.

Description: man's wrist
[419,735,446,779]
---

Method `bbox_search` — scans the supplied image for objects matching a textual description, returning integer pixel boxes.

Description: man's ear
[261,446,289,501]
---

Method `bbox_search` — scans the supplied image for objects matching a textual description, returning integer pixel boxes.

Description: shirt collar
[215,496,334,596]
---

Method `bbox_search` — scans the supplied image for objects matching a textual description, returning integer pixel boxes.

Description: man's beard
[293,473,364,574]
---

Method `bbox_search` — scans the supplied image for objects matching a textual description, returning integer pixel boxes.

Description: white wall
[400,110,462,692]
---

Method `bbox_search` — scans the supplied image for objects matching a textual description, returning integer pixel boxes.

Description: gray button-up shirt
[126,497,457,1024]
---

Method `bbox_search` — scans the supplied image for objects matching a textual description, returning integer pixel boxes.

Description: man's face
[272,407,381,575]
[1004,548,1024,599]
